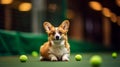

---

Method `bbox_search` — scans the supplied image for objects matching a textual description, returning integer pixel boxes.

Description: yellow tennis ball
[90,55,102,67]
[19,55,28,62]
[75,54,82,61]
[31,51,38,57]
[112,52,117,59]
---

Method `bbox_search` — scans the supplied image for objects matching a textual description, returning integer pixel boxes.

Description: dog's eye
[52,32,55,35]
[59,31,62,34]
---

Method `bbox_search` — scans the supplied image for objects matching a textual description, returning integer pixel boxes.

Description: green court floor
[0,52,120,67]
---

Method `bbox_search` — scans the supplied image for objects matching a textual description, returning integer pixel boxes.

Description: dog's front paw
[62,56,69,61]
[51,57,58,61]
[39,56,44,61]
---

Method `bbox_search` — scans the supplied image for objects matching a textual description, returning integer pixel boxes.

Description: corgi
[40,20,70,61]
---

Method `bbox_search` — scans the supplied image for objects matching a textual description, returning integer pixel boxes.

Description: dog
[40,20,70,61]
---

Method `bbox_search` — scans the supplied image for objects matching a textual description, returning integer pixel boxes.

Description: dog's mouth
[53,37,63,41]
[53,39,64,44]
[53,38,62,41]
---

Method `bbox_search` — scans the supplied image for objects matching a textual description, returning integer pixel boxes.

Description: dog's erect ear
[43,22,54,33]
[59,20,70,32]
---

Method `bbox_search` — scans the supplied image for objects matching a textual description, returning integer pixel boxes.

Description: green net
[0,30,109,56]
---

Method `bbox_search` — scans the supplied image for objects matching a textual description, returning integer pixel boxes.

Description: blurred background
[0,0,120,55]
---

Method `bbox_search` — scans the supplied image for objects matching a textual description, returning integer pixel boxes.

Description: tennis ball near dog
[19,55,28,62]
[75,54,82,61]
[90,55,102,67]
[31,51,38,57]
[112,52,117,59]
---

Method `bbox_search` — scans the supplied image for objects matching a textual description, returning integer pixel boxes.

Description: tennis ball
[19,55,28,62]
[112,52,117,59]
[75,54,82,61]
[31,51,38,57]
[90,55,102,67]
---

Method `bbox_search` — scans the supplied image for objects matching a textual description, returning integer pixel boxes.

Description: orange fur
[40,42,51,59]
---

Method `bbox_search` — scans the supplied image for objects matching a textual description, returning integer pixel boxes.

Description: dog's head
[43,20,70,41]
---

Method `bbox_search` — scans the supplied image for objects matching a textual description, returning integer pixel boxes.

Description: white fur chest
[49,45,68,58]
[48,40,69,58]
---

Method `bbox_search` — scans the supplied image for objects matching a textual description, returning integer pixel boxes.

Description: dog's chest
[49,45,68,57]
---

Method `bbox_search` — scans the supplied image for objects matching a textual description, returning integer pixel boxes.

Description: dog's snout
[56,36,59,40]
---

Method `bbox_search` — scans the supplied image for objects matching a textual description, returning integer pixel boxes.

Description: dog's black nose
[56,36,59,40]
